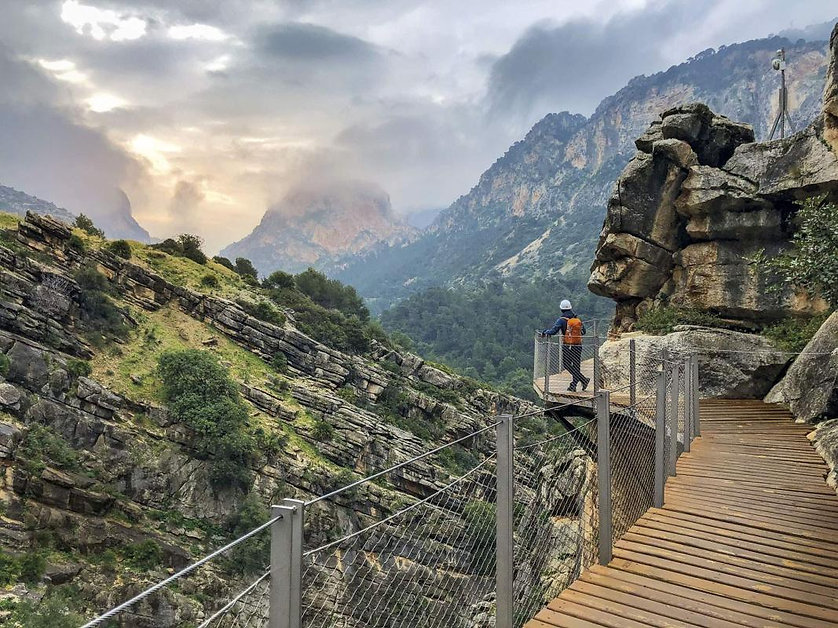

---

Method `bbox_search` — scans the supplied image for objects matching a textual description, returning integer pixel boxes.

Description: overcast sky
[0,0,836,252]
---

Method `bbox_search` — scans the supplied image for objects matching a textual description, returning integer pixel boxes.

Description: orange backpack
[563,317,583,345]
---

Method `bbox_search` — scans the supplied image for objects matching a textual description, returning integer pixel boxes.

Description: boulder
[5,342,50,391]
[675,166,766,217]
[599,328,790,398]
[659,103,754,167]
[811,419,838,490]
[764,311,838,421]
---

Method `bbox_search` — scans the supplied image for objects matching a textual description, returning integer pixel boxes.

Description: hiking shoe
[581,377,590,391]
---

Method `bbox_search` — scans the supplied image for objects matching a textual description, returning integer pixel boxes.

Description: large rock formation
[222,180,415,276]
[589,101,837,332]
[600,327,789,398]
[824,24,838,153]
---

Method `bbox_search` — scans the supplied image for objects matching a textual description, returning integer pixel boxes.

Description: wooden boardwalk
[533,360,632,409]
[526,399,838,628]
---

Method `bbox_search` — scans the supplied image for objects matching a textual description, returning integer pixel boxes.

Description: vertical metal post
[668,361,679,474]
[692,355,700,437]
[596,391,612,565]
[629,339,636,406]
[543,336,550,397]
[495,415,514,628]
[270,505,294,628]
[683,358,692,453]
[593,320,600,395]
[284,499,304,628]
[654,368,666,507]
[557,333,564,379]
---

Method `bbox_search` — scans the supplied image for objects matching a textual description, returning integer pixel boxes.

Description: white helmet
[560,299,572,310]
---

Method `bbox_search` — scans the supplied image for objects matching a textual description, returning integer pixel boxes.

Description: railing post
[543,336,550,397]
[629,339,636,406]
[668,360,679,473]
[596,391,612,565]
[495,414,514,628]
[654,367,666,508]
[593,320,600,395]
[557,334,564,380]
[270,505,293,628]
[285,498,304,628]
[683,358,692,453]
[692,355,700,437]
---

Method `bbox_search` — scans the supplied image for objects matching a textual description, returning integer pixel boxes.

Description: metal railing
[81,345,700,628]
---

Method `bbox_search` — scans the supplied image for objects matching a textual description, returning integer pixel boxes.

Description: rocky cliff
[0,211,567,625]
[334,34,831,306]
[222,180,415,276]
[588,102,836,332]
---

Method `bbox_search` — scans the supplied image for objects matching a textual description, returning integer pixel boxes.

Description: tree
[263,270,295,290]
[73,214,104,237]
[176,234,207,264]
[762,195,838,308]
[212,256,236,271]
[234,257,258,280]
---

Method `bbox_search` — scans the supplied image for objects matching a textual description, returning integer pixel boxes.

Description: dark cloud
[0,46,149,239]
[488,2,700,119]
[255,22,379,60]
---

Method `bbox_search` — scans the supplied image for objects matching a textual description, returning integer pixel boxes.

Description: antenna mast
[768,48,794,140]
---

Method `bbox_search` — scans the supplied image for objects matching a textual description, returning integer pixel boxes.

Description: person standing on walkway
[541,300,590,392]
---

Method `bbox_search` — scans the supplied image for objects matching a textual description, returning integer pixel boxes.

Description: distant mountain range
[0,185,76,223]
[326,34,830,307]
[0,184,150,243]
[221,180,415,275]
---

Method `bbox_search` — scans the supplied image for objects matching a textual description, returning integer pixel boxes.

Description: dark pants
[562,345,586,388]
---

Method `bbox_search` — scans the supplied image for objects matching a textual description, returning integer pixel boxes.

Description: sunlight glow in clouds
[37,58,89,84]
[61,0,146,41]
[168,24,230,42]
[130,135,181,173]
[87,93,127,112]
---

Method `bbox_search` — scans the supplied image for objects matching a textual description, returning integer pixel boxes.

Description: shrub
[17,424,80,475]
[763,314,829,353]
[212,256,236,271]
[234,257,258,280]
[311,419,334,442]
[263,270,295,290]
[4,588,85,628]
[158,349,255,490]
[237,299,286,327]
[635,306,678,335]
[295,268,369,321]
[200,273,220,289]
[153,238,181,256]
[176,234,207,264]
[106,239,132,259]
[225,495,269,575]
[18,552,46,584]
[66,234,86,253]
[759,195,838,308]
[0,549,20,585]
[66,359,92,378]
[270,352,288,373]
[74,214,104,237]
[0,353,9,377]
[122,539,163,570]
[73,265,129,342]
[337,386,357,404]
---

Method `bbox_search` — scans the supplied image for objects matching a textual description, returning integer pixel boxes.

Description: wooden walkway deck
[533,361,632,409]
[526,399,838,628]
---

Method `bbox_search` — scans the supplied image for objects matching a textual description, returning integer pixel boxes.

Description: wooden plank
[560,588,698,628]
[588,565,835,628]
[547,598,652,628]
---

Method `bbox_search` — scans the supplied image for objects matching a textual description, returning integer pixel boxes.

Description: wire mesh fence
[512,419,598,627]
[301,456,498,628]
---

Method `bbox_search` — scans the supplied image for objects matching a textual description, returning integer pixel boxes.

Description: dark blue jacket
[542,310,587,337]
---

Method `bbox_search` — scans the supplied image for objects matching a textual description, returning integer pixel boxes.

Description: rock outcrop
[765,312,838,419]
[824,24,838,153]
[600,327,790,398]
[589,100,836,332]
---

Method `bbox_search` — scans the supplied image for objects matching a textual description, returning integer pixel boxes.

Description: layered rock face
[589,101,837,332]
